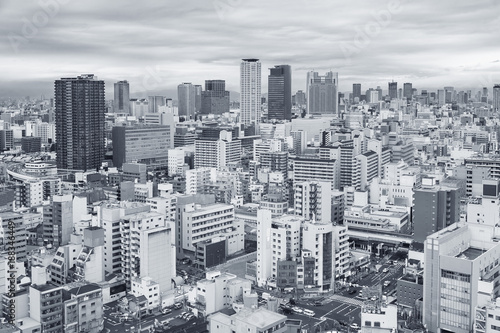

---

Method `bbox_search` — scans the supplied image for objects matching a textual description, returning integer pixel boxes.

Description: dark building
[413,185,460,244]
[174,127,197,147]
[0,129,13,151]
[352,83,361,102]
[195,238,226,270]
[267,65,292,121]
[114,80,130,114]
[55,74,105,171]
[388,81,398,100]
[277,260,297,289]
[403,82,413,100]
[397,273,423,309]
[21,136,42,153]
[201,80,230,115]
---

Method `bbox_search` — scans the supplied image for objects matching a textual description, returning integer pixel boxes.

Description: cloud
[0,0,499,99]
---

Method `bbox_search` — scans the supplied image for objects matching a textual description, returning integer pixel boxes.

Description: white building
[185,167,216,195]
[240,59,261,126]
[294,180,332,224]
[167,148,186,176]
[131,277,160,311]
[194,131,241,169]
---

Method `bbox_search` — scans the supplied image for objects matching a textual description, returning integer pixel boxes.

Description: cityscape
[1,1,500,333]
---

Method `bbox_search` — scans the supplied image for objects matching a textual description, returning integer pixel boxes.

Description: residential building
[291,156,338,190]
[294,181,332,224]
[55,74,105,171]
[63,283,104,333]
[0,211,26,262]
[29,283,64,333]
[240,59,262,126]
[194,131,241,169]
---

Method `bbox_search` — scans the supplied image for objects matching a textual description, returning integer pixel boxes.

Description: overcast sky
[1,0,499,99]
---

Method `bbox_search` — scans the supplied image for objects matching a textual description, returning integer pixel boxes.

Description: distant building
[493,83,500,111]
[403,82,413,100]
[353,83,362,102]
[114,80,130,114]
[21,136,41,153]
[388,81,397,100]
[201,80,230,115]
[178,83,196,120]
[306,71,339,115]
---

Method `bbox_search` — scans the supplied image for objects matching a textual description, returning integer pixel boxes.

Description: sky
[1,0,500,100]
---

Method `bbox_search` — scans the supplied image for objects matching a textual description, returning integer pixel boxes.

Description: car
[186,313,195,321]
[178,311,187,318]
[303,309,315,317]
[382,268,389,273]
[182,312,192,319]
[162,308,172,314]
[383,281,391,287]
[371,296,378,301]
[292,306,303,314]
[314,300,323,306]
[350,323,360,329]
[174,302,183,309]
[348,288,357,294]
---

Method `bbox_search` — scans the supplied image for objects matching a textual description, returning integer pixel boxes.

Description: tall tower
[267,65,292,121]
[493,84,500,112]
[178,83,196,120]
[306,71,339,115]
[55,74,105,171]
[113,80,130,114]
[352,83,361,102]
[240,59,262,126]
[388,81,397,100]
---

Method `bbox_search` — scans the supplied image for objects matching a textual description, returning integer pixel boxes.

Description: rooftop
[456,247,485,261]
[232,307,286,328]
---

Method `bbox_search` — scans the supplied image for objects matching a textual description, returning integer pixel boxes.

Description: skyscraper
[194,84,202,113]
[306,71,339,115]
[388,81,397,100]
[403,82,413,100]
[267,65,292,121]
[352,83,361,102]
[55,74,105,171]
[240,59,262,125]
[493,84,500,111]
[178,83,196,120]
[201,80,230,114]
[114,80,130,114]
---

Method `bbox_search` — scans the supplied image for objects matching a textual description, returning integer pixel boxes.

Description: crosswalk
[326,294,364,307]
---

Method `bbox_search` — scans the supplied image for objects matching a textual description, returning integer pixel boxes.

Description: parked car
[161,308,172,314]
[383,280,391,287]
[292,306,303,314]
[382,268,389,273]
[174,302,183,309]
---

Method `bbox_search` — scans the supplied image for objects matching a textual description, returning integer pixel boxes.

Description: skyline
[2,0,500,99]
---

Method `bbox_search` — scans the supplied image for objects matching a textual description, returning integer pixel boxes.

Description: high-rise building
[306,71,339,115]
[201,80,230,114]
[403,82,413,100]
[240,59,262,126]
[194,130,241,169]
[194,84,202,114]
[352,83,361,102]
[55,74,105,171]
[388,81,397,100]
[43,194,73,247]
[294,181,332,223]
[493,83,500,111]
[114,80,130,114]
[294,90,306,106]
[147,96,165,113]
[178,83,196,120]
[267,65,292,121]
[0,212,26,262]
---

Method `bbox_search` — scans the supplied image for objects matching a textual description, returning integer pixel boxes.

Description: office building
[353,83,361,102]
[295,90,306,106]
[291,156,338,190]
[290,130,306,155]
[55,74,105,171]
[306,71,339,115]
[424,223,500,333]
[113,80,130,114]
[240,59,262,125]
[43,194,73,248]
[194,84,202,113]
[112,124,172,168]
[403,82,413,100]
[413,185,460,244]
[130,98,149,118]
[201,80,230,114]
[355,150,379,189]
[388,81,397,100]
[267,65,292,121]
[178,82,196,120]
